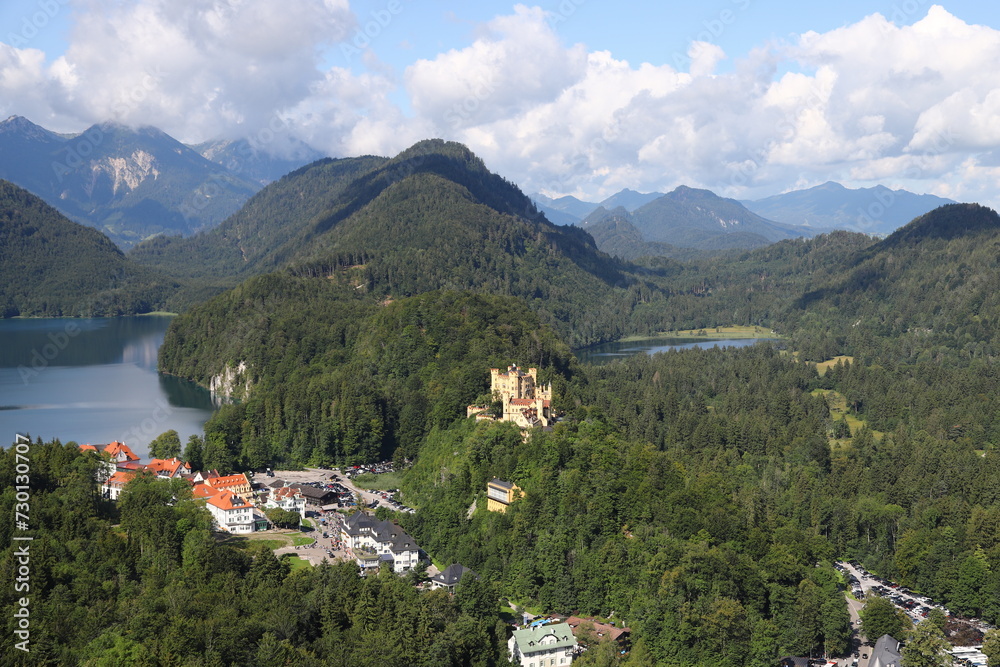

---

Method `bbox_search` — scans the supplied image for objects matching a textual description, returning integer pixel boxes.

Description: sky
[2,1,1000,207]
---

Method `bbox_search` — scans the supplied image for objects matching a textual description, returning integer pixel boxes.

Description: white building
[341,511,421,573]
[508,623,577,667]
[265,485,307,519]
[199,488,255,534]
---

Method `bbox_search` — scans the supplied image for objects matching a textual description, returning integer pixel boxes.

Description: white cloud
[1,0,359,142]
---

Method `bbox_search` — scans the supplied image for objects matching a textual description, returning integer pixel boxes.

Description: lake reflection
[0,316,216,459]
[576,336,772,365]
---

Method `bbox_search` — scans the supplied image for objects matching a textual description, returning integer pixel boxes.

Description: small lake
[0,316,216,459]
[576,336,773,365]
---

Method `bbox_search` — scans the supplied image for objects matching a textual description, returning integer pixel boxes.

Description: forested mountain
[583,206,710,261]
[598,187,665,212]
[12,125,1000,666]
[141,140,671,344]
[0,116,260,249]
[0,180,175,316]
[129,155,388,282]
[578,186,814,255]
[743,181,955,235]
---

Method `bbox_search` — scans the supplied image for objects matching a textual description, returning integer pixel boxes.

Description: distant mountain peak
[0,115,57,139]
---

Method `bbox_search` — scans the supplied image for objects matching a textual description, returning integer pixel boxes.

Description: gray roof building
[431,563,478,592]
[871,634,903,667]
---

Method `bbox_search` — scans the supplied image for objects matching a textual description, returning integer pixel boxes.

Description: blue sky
[3,1,1000,206]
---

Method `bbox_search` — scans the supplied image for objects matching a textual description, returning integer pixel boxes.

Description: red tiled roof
[207,473,250,488]
[104,441,139,461]
[106,471,136,486]
[79,444,98,452]
[509,398,534,406]
[565,617,631,642]
[144,457,191,477]
[206,490,252,511]
[191,483,219,500]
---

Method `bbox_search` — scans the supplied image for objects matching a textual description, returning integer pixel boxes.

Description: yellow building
[490,364,553,428]
[487,478,523,512]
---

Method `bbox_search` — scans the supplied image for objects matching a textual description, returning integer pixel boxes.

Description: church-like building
[467,364,553,429]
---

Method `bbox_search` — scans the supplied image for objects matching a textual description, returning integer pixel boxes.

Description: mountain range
[0,116,324,249]
[742,180,956,236]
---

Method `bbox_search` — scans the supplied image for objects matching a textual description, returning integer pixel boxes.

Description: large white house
[508,623,577,667]
[194,486,255,534]
[341,511,421,573]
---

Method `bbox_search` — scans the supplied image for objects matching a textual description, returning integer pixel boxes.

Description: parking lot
[269,465,415,514]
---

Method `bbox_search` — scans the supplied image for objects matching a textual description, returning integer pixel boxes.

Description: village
[75,364,638,665]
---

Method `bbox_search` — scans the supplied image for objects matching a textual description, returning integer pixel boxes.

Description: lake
[0,316,216,459]
[575,336,773,365]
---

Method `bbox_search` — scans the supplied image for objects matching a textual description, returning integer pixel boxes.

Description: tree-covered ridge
[0,180,177,317]
[128,155,388,282]
[161,282,575,468]
[0,440,510,665]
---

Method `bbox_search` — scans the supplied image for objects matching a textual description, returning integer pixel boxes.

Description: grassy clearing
[281,555,313,571]
[292,536,315,547]
[814,355,854,376]
[230,538,285,551]
[352,471,404,491]
[623,325,776,341]
[813,389,884,443]
[499,604,518,624]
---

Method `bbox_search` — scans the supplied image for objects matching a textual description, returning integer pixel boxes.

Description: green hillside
[148,140,670,345]
[0,180,176,316]
[161,281,574,466]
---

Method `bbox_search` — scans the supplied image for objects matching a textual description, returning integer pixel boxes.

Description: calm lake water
[575,336,772,365]
[0,316,216,459]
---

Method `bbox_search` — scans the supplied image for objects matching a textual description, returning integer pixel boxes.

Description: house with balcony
[341,510,421,573]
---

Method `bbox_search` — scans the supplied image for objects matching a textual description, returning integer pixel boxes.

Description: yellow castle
[467,364,553,429]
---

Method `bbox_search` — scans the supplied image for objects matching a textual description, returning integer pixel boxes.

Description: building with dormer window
[508,622,577,667]
[341,510,421,573]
